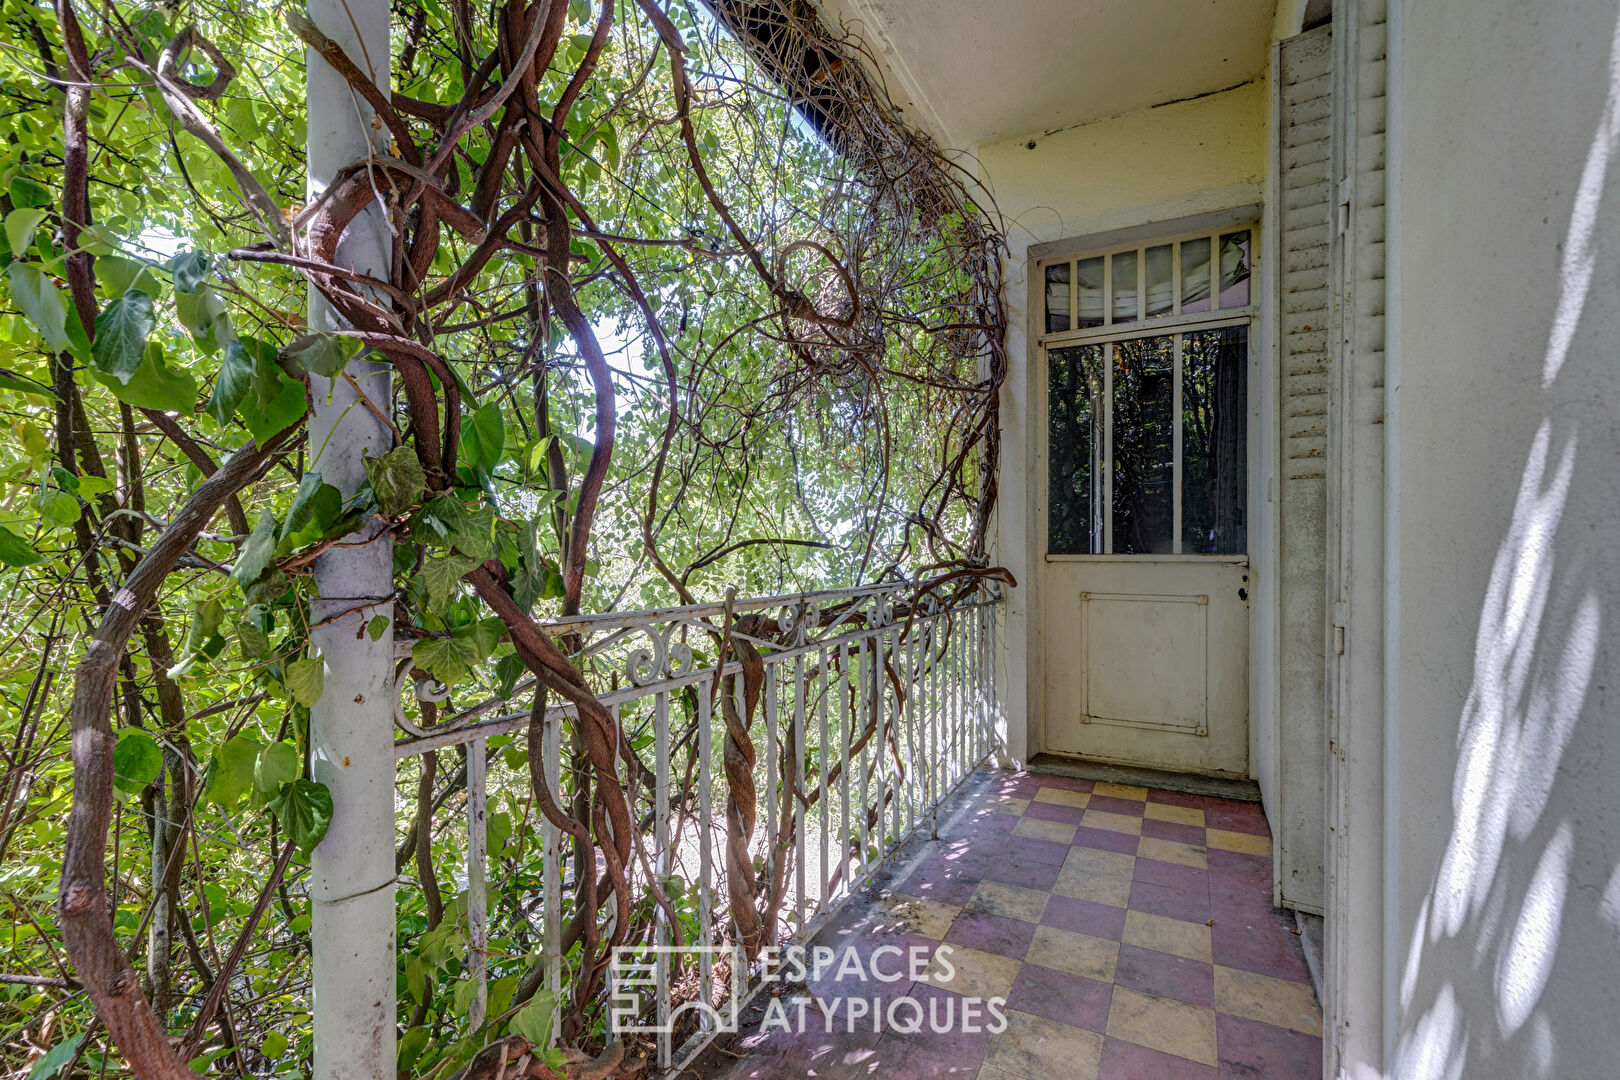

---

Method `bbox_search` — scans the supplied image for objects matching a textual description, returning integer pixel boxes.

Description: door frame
[1024,205,1276,774]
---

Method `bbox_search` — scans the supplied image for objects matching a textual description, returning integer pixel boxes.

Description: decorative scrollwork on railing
[626,624,697,686]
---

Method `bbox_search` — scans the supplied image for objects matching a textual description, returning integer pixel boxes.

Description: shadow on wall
[1393,11,1620,1079]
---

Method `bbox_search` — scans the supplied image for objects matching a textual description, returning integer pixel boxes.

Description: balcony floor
[696,767,1322,1080]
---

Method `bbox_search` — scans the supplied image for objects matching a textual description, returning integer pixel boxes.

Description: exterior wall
[1371,0,1620,1075]
[979,80,1268,771]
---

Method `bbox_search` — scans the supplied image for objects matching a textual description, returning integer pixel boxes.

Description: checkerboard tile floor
[715,769,1322,1080]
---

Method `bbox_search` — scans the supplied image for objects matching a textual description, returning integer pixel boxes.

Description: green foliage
[112,729,162,794]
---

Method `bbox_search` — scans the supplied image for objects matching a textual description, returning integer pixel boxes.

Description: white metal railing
[390,576,1003,1071]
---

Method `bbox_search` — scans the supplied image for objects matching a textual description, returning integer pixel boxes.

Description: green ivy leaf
[24,1034,86,1080]
[203,734,263,809]
[96,256,161,299]
[91,340,197,413]
[37,489,81,526]
[9,175,51,209]
[413,495,495,559]
[169,249,210,293]
[0,525,41,567]
[412,634,479,686]
[259,1030,288,1061]
[4,208,47,259]
[231,509,277,588]
[253,740,299,799]
[176,288,232,354]
[366,615,391,641]
[271,778,333,856]
[285,656,325,707]
[459,400,506,474]
[215,337,305,442]
[90,289,155,384]
[508,992,557,1047]
[278,473,342,550]
[234,618,270,659]
[282,332,360,377]
[6,263,72,355]
[0,368,60,402]
[207,336,253,424]
[113,728,163,794]
[494,652,525,700]
[419,553,475,611]
[362,445,427,518]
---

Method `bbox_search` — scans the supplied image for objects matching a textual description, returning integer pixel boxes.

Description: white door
[1038,228,1255,776]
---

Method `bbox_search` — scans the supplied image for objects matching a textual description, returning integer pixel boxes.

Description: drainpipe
[304,0,396,1076]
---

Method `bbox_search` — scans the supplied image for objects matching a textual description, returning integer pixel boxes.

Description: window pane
[1181,237,1211,312]
[1145,244,1173,317]
[1112,250,1138,323]
[1048,345,1105,554]
[1044,262,1071,333]
[1112,336,1175,554]
[1219,230,1252,307]
[1076,256,1105,328]
[1182,326,1249,554]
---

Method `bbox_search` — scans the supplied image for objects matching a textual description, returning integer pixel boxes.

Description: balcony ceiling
[819,0,1277,149]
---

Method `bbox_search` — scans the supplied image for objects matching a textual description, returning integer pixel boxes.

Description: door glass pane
[1219,230,1252,307]
[1181,237,1212,312]
[1112,336,1174,554]
[1182,326,1249,554]
[1076,256,1105,328]
[1048,345,1104,554]
[1145,244,1173,317]
[1112,250,1138,323]
[1045,262,1071,333]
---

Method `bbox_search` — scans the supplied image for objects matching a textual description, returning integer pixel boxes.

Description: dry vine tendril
[0,0,1008,1075]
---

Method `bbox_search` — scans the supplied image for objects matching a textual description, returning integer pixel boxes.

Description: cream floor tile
[980,795,1031,817]
[1093,782,1149,801]
[1054,852,1134,908]
[976,1066,1024,1080]
[983,1008,1104,1080]
[1106,986,1218,1067]
[1123,909,1213,964]
[1214,965,1323,1035]
[1032,787,1090,808]
[875,894,960,939]
[1143,802,1205,827]
[966,880,1049,923]
[1137,836,1208,869]
[1027,924,1119,982]
[924,944,1022,999]
[1207,827,1272,855]
[1013,816,1078,844]
[1081,809,1144,835]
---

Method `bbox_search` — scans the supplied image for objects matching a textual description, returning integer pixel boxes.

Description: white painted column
[304,2,396,1077]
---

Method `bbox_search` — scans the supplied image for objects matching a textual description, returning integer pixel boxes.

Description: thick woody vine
[18,0,1011,1075]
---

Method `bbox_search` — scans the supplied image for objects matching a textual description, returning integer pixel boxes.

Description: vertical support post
[467,738,488,1029]
[304,2,395,1077]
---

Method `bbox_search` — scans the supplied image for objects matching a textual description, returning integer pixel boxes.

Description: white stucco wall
[975,81,1268,770]
[1380,0,1620,1074]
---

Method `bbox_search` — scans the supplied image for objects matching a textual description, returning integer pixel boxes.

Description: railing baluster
[839,640,853,896]
[794,653,806,931]
[467,736,488,1030]
[764,662,777,937]
[872,631,886,856]
[543,708,562,1011]
[654,690,671,1069]
[697,684,714,1027]
[818,644,829,910]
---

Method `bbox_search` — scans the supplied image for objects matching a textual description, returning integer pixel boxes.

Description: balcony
[407,577,1316,1080]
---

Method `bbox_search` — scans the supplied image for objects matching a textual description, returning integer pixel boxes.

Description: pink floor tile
[1130,878,1211,924]
[1042,892,1129,940]
[1204,800,1270,836]
[1000,834,1072,866]
[1024,800,1087,825]
[983,856,1062,892]
[1144,788,1210,810]
[1089,794,1149,817]
[1033,773,1096,792]
[945,909,1039,958]
[1113,943,1216,1008]
[1006,962,1113,1032]
[1099,1037,1220,1080]
[1072,825,1142,855]
[1209,904,1312,983]
[1135,857,1211,896]
[1141,816,1206,845]
[1217,1013,1323,1079]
